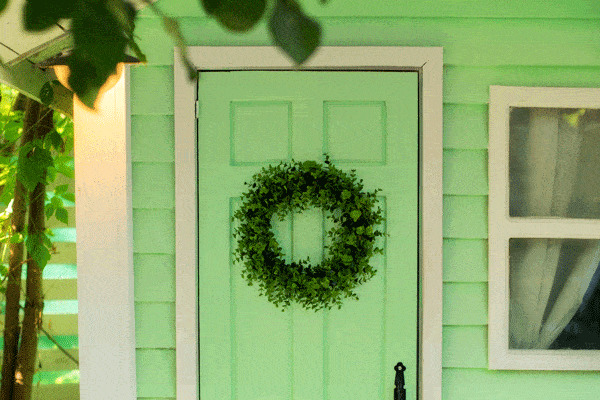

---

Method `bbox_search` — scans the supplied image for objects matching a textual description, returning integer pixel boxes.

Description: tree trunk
[12,103,53,400]
[0,98,41,400]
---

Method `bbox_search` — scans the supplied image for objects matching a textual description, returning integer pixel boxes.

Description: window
[488,86,600,370]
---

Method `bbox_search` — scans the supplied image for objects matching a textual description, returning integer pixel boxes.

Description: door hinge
[195,100,200,119]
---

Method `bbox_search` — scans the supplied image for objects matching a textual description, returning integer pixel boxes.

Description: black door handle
[394,362,406,400]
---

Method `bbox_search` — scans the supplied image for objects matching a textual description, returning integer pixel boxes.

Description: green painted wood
[443,283,488,326]
[135,302,176,348]
[443,104,488,149]
[144,0,600,19]
[139,0,204,18]
[134,254,176,302]
[443,239,487,282]
[443,196,488,238]
[130,0,600,397]
[137,398,175,400]
[443,326,487,368]
[131,115,175,162]
[132,162,175,209]
[444,66,600,104]
[197,70,418,399]
[316,19,600,67]
[443,150,488,195]
[134,16,600,67]
[443,368,600,400]
[136,349,176,398]
[133,209,175,254]
[301,0,600,19]
[130,66,174,115]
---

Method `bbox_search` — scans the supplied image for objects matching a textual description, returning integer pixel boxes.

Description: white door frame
[174,46,443,400]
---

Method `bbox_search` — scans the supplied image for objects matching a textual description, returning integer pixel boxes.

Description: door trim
[174,46,443,400]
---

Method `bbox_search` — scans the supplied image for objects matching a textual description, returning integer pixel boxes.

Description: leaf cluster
[231,154,386,311]
[2,0,327,108]
[203,0,322,64]
[0,87,75,288]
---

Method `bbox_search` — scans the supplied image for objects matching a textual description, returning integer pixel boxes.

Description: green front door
[197,71,418,400]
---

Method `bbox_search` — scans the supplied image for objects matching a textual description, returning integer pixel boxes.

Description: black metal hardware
[394,362,406,400]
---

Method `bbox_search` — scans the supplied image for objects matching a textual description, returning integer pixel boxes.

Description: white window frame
[488,85,600,370]
[174,46,443,399]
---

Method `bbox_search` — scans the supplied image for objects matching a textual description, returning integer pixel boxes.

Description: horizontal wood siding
[130,0,600,398]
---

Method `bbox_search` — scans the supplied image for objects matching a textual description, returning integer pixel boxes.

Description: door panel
[198,71,418,400]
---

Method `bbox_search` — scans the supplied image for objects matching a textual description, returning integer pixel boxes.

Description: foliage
[0,84,75,289]
[1,0,325,109]
[232,154,386,311]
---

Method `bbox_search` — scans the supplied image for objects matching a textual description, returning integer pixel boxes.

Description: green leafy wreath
[231,154,386,311]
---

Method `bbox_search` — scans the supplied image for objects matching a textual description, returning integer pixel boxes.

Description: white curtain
[509,108,600,349]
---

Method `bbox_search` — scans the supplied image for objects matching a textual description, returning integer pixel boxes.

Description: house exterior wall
[129,0,600,398]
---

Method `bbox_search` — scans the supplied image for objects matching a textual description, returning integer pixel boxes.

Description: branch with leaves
[0,86,75,400]
[0,0,325,109]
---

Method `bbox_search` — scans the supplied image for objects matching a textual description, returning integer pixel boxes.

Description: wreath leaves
[231,154,386,311]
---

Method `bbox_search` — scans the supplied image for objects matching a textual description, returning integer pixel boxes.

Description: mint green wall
[129,0,600,398]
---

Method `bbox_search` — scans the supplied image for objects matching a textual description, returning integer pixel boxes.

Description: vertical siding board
[131,115,175,162]
[130,66,175,115]
[131,0,600,398]
[443,239,488,282]
[134,254,176,302]
[135,302,177,348]
[443,104,488,149]
[136,349,177,398]
[443,149,488,195]
[443,283,488,326]
[443,326,487,368]
[132,162,176,209]
[133,209,176,254]
[443,196,488,238]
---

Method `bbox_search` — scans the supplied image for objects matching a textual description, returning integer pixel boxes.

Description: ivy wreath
[231,154,386,311]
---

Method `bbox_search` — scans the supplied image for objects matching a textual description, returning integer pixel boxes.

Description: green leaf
[55,184,69,195]
[301,160,318,171]
[201,0,222,14]
[68,0,136,108]
[25,233,51,269]
[61,192,75,203]
[55,162,74,179]
[350,210,361,222]
[23,0,76,31]
[51,195,63,208]
[55,207,68,224]
[17,145,53,191]
[39,81,54,106]
[45,204,55,219]
[203,0,266,32]
[0,0,7,14]
[10,233,24,244]
[268,0,321,64]
[341,190,351,200]
[45,129,64,151]
[3,120,22,142]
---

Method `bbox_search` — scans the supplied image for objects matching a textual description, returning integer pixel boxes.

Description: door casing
[173,46,443,400]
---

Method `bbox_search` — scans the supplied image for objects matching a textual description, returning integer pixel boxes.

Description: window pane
[509,107,600,218]
[509,238,600,349]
